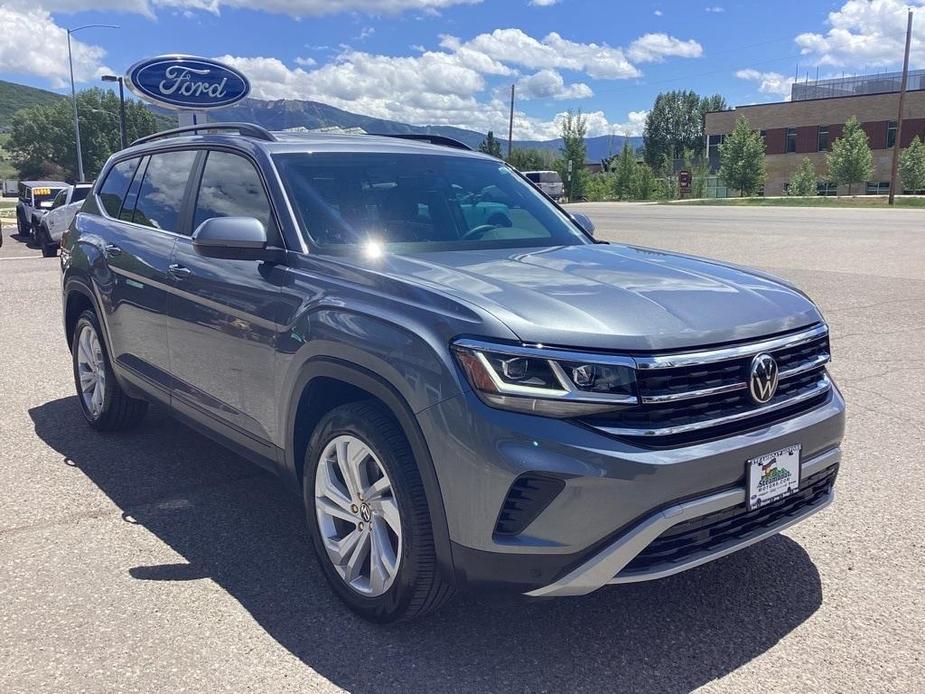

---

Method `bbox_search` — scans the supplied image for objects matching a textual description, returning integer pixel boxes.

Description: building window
[817,181,837,196]
[817,126,829,151]
[865,181,890,195]
[785,128,797,153]
[759,130,767,145]
[708,134,724,157]
[886,121,897,148]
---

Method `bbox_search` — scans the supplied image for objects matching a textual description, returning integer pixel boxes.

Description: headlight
[452,339,638,417]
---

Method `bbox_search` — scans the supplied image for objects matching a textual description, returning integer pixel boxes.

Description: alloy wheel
[76,324,106,418]
[314,434,402,597]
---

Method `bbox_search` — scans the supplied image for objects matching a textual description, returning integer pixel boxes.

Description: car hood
[347,243,823,352]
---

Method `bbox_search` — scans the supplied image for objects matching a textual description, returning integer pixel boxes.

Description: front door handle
[104,243,122,257]
[168,263,192,279]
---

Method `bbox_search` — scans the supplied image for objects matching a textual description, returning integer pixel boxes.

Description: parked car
[35,183,92,257]
[61,124,844,623]
[3,179,19,197]
[523,170,565,201]
[16,180,66,239]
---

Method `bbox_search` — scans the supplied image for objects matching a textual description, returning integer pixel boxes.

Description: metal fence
[791,70,925,101]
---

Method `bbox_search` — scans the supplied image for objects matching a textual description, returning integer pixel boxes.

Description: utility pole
[507,83,515,161]
[889,9,913,206]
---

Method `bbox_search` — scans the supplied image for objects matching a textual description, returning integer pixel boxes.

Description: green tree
[584,172,617,201]
[8,87,159,181]
[507,147,560,171]
[478,130,503,158]
[643,90,727,167]
[630,162,657,200]
[788,158,819,196]
[826,116,872,195]
[718,115,767,196]
[899,135,925,194]
[558,110,588,200]
[613,141,636,199]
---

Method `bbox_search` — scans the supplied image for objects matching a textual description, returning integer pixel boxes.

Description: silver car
[36,184,92,257]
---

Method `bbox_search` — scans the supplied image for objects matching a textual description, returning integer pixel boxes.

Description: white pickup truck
[34,184,92,257]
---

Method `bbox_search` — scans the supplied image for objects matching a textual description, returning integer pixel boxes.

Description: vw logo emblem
[748,353,779,404]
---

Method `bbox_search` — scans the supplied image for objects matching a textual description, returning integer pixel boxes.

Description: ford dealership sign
[125,55,250,110]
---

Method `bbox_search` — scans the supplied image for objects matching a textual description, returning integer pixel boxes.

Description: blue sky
[1,0,923,139]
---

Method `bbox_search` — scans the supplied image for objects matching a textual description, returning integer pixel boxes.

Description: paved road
[1,207,923,693]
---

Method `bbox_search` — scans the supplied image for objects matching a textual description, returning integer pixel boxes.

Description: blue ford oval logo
[125,55,250,110]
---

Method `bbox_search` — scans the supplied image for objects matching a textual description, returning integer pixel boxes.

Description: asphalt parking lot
[1,205,923,693]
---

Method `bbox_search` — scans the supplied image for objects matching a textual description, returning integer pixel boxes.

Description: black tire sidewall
[303,404,423,622]
[71,311,115,427]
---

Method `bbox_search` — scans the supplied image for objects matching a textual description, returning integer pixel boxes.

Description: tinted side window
[71,187,90,204]
[132,150,198,232]
[98,158,141,217]
[193,151,274,235]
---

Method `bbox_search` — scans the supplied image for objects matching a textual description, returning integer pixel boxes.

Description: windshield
[274,153,590,252]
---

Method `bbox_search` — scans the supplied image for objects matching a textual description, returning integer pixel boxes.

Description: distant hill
[0,80,65,128]
[0,80,644,162]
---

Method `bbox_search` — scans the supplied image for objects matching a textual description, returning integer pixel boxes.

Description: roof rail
[369,133,473,151]
[131,122,277,147]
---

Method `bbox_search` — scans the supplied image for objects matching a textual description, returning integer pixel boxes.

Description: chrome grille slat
[639,349,830,404]
[633,324,829,370]
[597,375,831,438]
[583,323,832,444]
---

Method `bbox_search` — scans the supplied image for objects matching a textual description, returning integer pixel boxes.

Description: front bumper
[526,448,838,597]
[417,383,845,593]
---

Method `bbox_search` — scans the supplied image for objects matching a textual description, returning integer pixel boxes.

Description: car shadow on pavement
[30,396,824,694]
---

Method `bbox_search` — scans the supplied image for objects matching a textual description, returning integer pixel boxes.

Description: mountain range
[0,79,642,162]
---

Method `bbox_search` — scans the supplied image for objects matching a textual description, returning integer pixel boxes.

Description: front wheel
[71,310,148,430]
[303,401,453,622]
[16,212,30,239]
[39,223,57,257]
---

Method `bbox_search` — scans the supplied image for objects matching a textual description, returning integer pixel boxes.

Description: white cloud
[517,70,592,100]
[654,9,663,16]
[294,56,317,66]
[528,0,559,5]
[4,0,482,16]
[735,69,795,98]
[705,5,724,12]
[795,0,925,67]
[626,33,703,63]
[440,28,644,79]
[0,6,111,87]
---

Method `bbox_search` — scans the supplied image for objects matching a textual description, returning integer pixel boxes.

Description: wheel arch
[284,357,455,579]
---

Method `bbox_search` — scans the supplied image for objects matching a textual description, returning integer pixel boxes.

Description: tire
[303,401,454,622]
[71,309,148,431]
[17,211,30,239]
[39,223,57,257]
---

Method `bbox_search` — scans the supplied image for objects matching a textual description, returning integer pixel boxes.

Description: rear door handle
[168,263,192,279]
[104,243,122,257]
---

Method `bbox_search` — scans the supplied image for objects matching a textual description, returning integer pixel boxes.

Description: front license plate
[747,444,801,511]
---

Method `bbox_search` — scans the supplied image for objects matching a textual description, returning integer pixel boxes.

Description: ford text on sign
[125,56,250,110]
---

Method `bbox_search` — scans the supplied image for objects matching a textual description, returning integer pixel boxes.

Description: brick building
[704,71,925,196]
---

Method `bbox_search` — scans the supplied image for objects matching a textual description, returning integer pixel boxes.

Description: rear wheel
[71,310,148,431]
[303,401,453,622]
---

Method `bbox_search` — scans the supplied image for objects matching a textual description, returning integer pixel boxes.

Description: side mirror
[192,217,280,261]
[571,212,595,237]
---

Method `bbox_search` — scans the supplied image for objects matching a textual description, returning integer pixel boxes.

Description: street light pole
[102,75,127,149]
[66,24,118,182]
[66,30,83,182]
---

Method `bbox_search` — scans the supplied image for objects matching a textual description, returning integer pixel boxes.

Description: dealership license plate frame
[746,444,802,511]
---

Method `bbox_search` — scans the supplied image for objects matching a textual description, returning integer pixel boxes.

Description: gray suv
[60,124,844,622]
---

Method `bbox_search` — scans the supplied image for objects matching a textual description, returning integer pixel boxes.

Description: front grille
[618,464,838,577]
[582,324,832,446]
